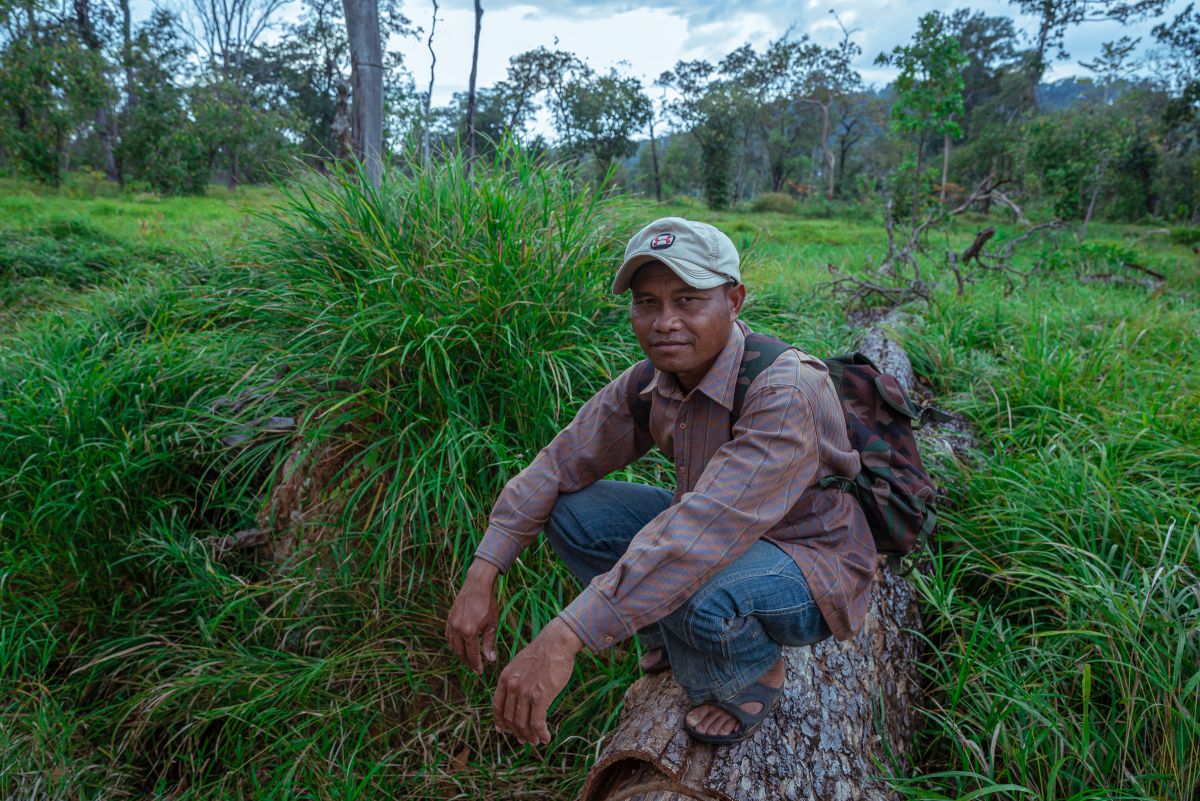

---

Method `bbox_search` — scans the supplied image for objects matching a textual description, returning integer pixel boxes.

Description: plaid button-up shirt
[475,320,876,652]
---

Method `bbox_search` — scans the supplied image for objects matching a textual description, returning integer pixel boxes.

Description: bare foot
[685,656,785,738]
[639,647,668,672]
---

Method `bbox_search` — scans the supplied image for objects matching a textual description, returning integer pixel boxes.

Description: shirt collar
[637,320,749,411]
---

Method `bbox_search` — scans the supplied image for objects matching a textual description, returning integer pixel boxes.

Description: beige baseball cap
[611,217,741,294]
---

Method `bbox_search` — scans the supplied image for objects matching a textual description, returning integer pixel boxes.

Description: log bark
[581,324,943,801]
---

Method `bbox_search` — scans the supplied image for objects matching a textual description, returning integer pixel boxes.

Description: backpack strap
[731,332,794,422]
[628,331,793,434]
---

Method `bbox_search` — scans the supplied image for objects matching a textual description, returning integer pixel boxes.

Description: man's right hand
[445,558,501,675]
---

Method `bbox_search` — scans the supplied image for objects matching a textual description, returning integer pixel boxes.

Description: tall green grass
[894,281,1200,800]
[249,148,634,569]
[0,254,280,798]
[2,155,1196,800]
[2,147,681,799]
[0,218,175,317]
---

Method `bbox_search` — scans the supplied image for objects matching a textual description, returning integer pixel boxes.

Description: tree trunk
[940,132,950,204]
[1079,165,1104,242]
[464,0,482,168]
[331,79,354,162]
[733,127,751,203]
[912,133,925,223]
[119,0,135,108]
[581,559,924,801]
[226,143,239,190]
[95,106,119,182]
[822,103,834,201]
[648,117,662,202]
[422,0,438,168]
[73,0,120,182]
[1026,15,1052,115]
[343,0,384,186]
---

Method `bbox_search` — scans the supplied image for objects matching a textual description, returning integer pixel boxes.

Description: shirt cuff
[559,584,634,652]
[473,523,527,574]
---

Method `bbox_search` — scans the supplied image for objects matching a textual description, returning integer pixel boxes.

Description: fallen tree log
[579,560,924,801]
[579,321,963,801]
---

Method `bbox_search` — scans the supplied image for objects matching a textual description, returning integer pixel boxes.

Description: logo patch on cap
[649,233,675,250]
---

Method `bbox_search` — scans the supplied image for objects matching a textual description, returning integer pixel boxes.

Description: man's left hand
[492,617,584,745]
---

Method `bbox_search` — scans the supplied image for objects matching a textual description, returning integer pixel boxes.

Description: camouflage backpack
[628,332,947,563]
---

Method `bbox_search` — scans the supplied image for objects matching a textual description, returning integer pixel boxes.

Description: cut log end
[585,758,711,801]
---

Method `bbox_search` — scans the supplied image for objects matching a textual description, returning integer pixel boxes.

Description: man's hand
[446,558,501,675]
[493,617,583,745]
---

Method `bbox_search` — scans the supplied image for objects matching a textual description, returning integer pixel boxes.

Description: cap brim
[611,253,733,294]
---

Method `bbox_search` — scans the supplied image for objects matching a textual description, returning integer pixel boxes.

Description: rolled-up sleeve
[559,376,821,652]
[473,364,652,574]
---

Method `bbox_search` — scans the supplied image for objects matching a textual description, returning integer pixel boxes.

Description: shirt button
[604,636,613,643]
[679,422,687,429]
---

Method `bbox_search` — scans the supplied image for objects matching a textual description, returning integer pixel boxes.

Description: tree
[249,0,412,168]
[797,18,862,200]
[943,9,1027,209]
[499,46,591,137]
[832,91,888,198]
[71,0,119,181]
[1079,36,1141,103]
[116,8,209,193]
[646,89,665,201]
[557,68,651,181]
[1151,3,1199,221]
[877,12,966,214]
[421,0,437,165]
[720,38,813,195]
[947,9,1023,129]
[659,60,742,210]
[0,0,109,184]
[172,0,290,187]
[342,0,382,185]
[429,85,513,156]
[1008,0,1168,113]
[1023,105,1130,235]
[1152,2,1200,125]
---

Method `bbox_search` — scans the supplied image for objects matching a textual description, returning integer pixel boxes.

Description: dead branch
[993,220,1065,259]
[959,227,996,266]
[989,189,1029,225]
[946,172,1029,225]
[824,263,930,306]
[947,251,966,296]
[1121,261,1166,282]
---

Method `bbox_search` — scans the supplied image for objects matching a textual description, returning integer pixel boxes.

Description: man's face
[629,261,746,392]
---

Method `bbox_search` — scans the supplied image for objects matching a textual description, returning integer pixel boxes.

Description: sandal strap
[708,679,783,732]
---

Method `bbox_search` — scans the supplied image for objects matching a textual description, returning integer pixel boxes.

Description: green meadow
[1,156,1197,800]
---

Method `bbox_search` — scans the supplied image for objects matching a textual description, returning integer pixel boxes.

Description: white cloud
[133,0,1192,111]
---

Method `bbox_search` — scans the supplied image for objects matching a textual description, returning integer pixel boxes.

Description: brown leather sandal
[683,678,784,745]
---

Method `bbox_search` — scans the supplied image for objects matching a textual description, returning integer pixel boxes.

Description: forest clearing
[1,152,1196,798]
[4,0,1200,795]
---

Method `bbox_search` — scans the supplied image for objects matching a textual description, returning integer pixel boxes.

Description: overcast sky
[390,0,1188,107]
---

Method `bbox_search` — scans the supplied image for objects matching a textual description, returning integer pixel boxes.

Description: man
[445,217,875,746]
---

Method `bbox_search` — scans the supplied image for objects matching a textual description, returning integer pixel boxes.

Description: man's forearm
[465,556,500,588]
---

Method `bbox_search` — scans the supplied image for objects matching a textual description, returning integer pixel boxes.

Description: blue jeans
[544,480,832,704]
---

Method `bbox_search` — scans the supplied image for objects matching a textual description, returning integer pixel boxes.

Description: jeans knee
[673,587,738,647]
